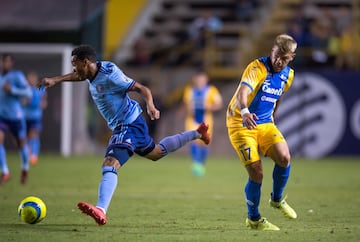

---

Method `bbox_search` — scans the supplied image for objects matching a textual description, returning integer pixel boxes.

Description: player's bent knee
[286,153,291,164]
[144,146,163,161]
[246,161,263,182]
[147,154,161,161]
[102,156,121,169]
[284,152,291,164]
[278,153,291,167]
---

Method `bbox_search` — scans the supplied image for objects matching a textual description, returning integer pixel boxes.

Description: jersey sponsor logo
[261,95,277,103]
[96,84,104,92]
[262,79,284,96]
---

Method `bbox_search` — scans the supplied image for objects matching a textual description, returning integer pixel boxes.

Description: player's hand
[147,106,160,120]
[243,113,258,130]
[2,82,11,93]
[37,77,56,90]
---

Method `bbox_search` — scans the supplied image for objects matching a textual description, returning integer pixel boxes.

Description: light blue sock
[20,145,29,171]
[159,130,199,156]
[33,138,40,156]
[272,164,290,201]
[96,166,118,213]
[245,178,262,221]
[28,137,40,156]
[27,138,33,155]
[0,145,9,174]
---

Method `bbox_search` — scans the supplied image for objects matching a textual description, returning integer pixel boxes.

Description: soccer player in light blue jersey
[23,71,47,165]
[39,45,211,225]
[0,54,32,185]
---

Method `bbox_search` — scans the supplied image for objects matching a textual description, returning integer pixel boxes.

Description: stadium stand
[123,0,266,78]
[120,0,358,79]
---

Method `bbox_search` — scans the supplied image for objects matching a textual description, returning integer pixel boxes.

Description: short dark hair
[193,67,207,76]
[71,45,97,62]
[1,53,13,61]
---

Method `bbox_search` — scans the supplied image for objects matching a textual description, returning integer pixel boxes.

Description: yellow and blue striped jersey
[227,56,294,128]
[183,84,221,129]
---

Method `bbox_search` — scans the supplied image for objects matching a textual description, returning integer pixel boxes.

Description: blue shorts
[105,115,155,166]
[0,117,27,140]
[26,119,42,132]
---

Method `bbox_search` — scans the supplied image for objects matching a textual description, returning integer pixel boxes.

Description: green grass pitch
[1,153,360,241]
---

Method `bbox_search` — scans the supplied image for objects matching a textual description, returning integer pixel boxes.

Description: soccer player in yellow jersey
[226,34,298,230]
[183,70,223,176]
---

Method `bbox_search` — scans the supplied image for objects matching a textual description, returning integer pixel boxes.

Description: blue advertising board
[276,70,360,157]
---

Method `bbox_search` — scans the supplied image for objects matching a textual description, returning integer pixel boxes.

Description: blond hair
[274,34,297,53]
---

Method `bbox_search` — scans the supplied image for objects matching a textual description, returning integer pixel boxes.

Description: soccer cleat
[192,163,206,177]
[0,173,11,185]
[77,201,107,225]
[20,170,28,185]
[30,155,38,165]
[270,196,297,219]
[245,217,280,231]
[196,122,211,145]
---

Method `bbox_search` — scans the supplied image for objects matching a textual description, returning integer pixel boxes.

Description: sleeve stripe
[127,80,136,90]
[241,82,253,91]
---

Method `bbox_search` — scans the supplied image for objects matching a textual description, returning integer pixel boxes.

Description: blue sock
[159,130,198,156]
[272,164,290,201]
[96,166,118,213]
[28,137,40,156]
[190,144,201,164]
[190,144,209,165]
[245,178,262,221]
[0,145,9,174]
[20,145,29,171]
[199,145,209,164]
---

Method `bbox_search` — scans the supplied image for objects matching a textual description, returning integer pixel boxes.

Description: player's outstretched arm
[130,81,160,120]
[38,72,82,90]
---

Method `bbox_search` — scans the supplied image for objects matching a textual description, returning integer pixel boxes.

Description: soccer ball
[18,196,47,224]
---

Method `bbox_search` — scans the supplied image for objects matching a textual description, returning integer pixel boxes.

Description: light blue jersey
[24,87,46,120]
[0,69,32,120]
[87,61,142,131]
